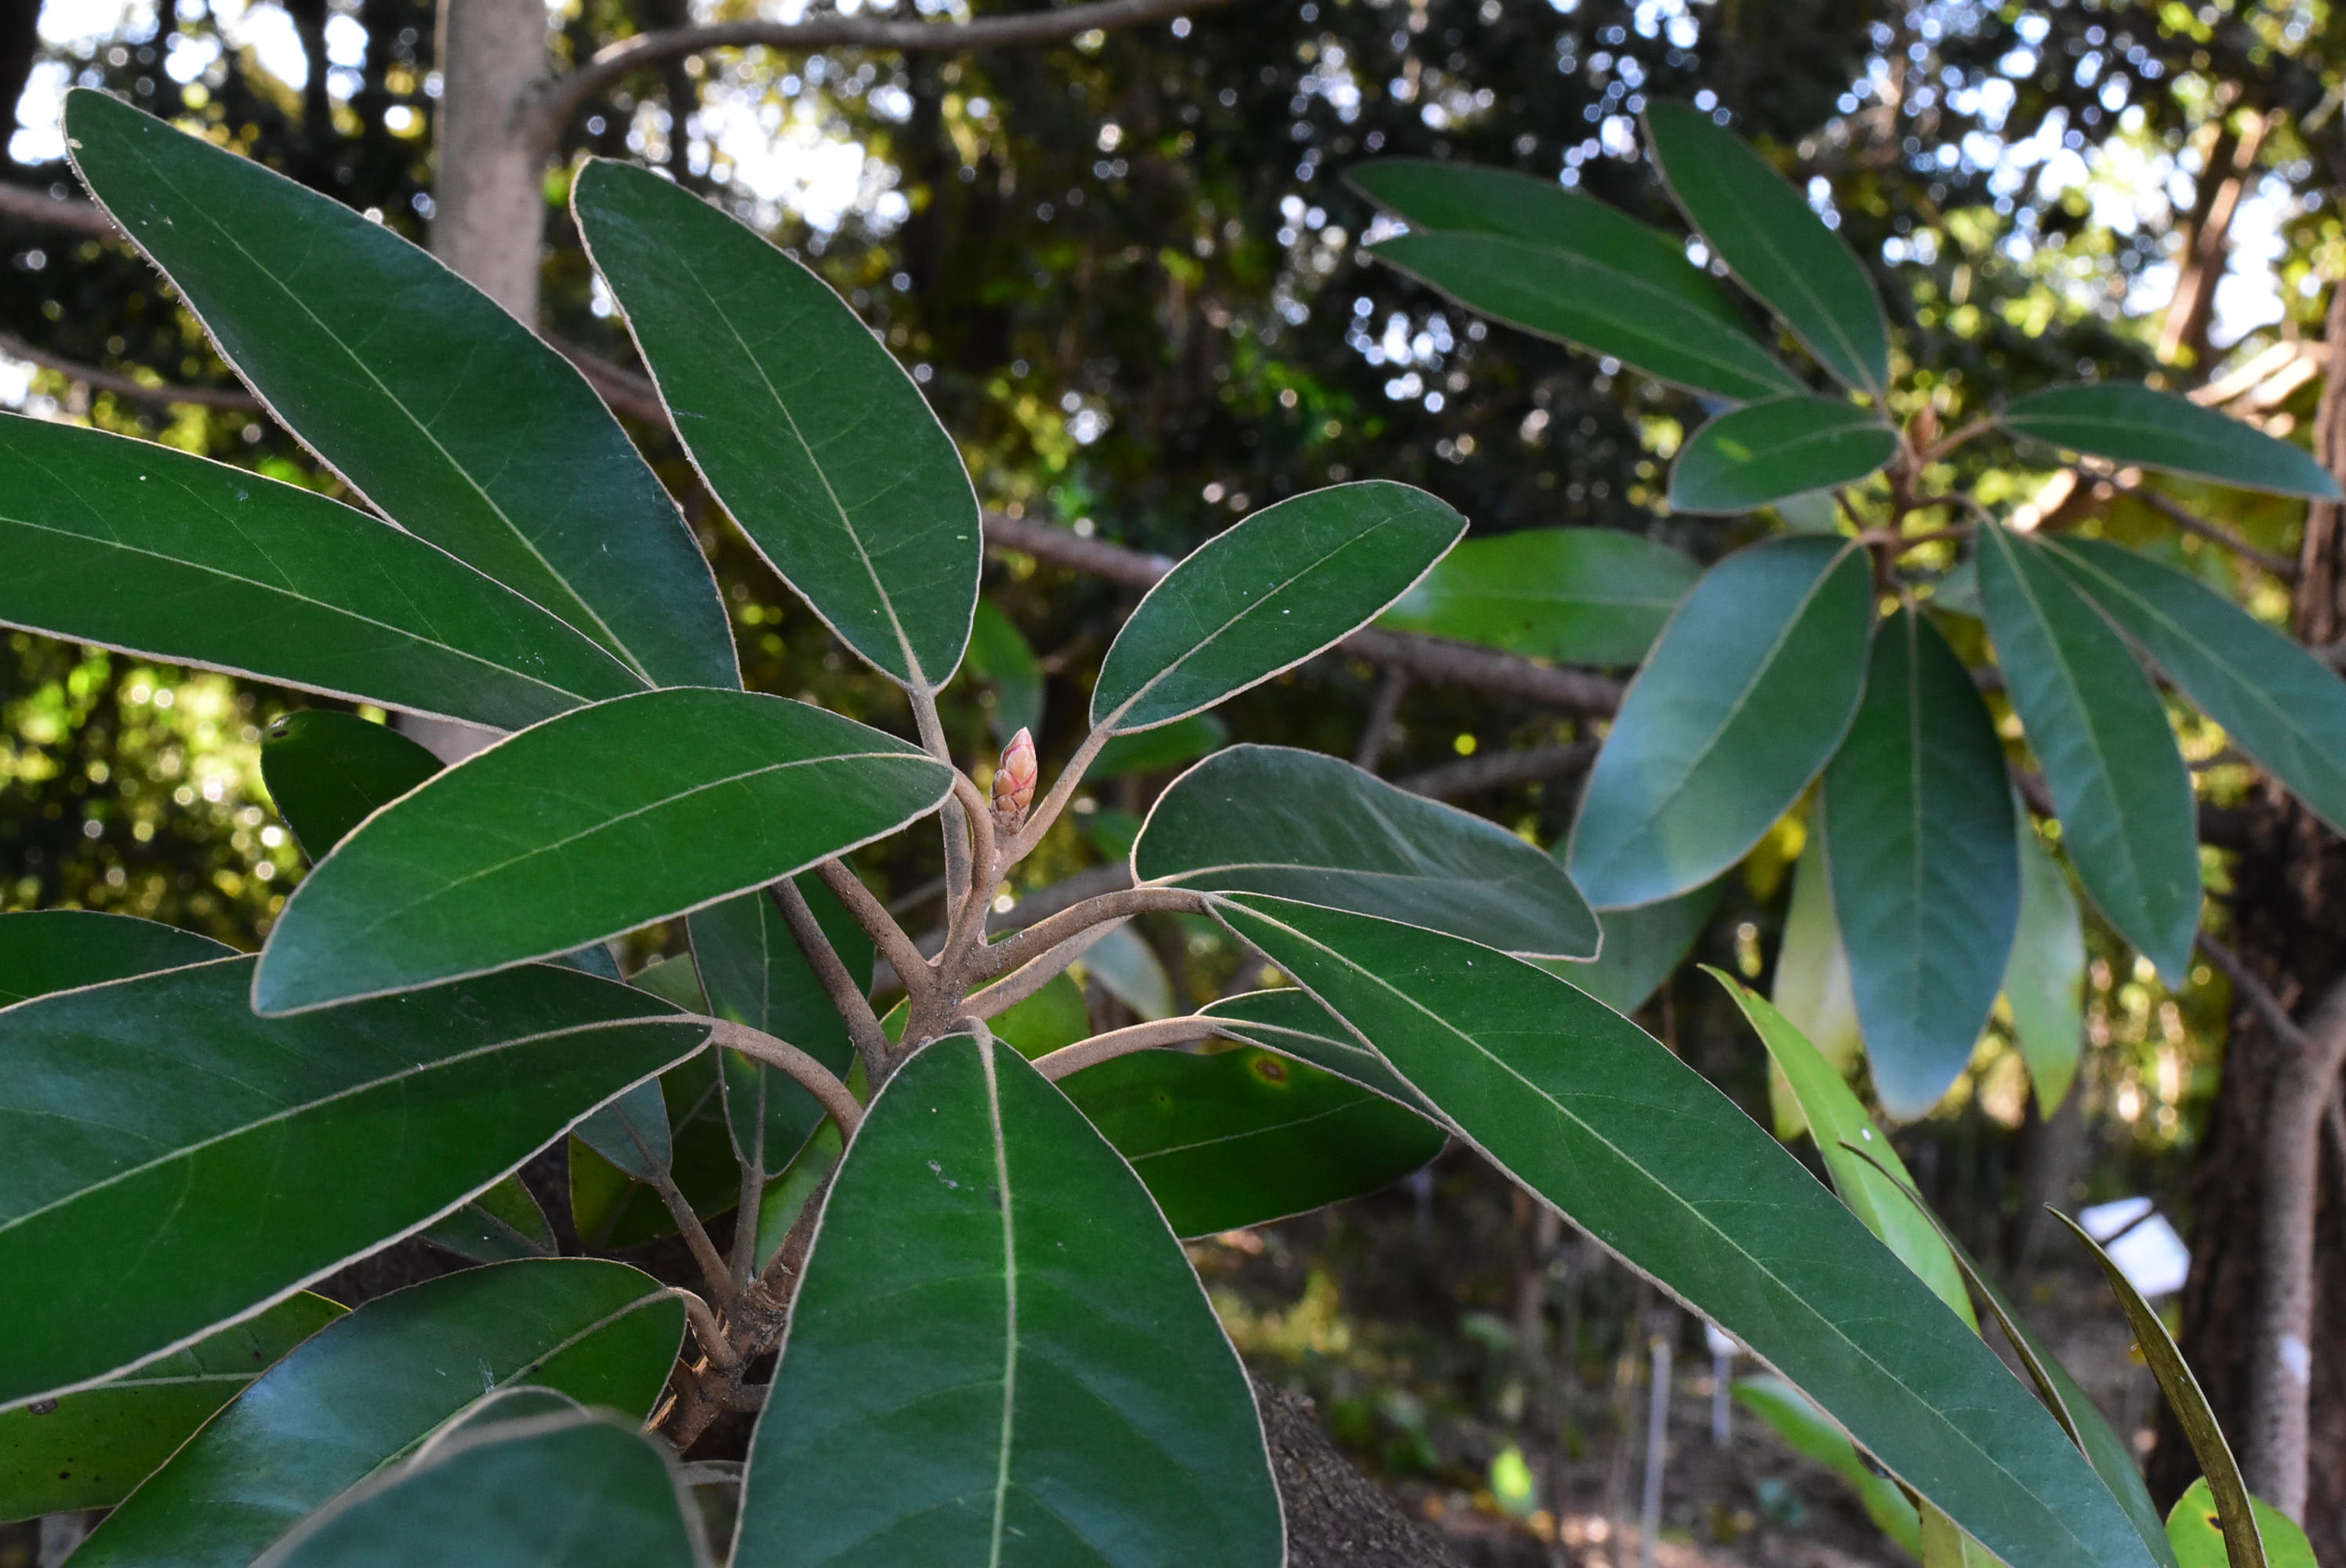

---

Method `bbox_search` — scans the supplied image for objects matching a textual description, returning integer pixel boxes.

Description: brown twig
[1353,666,1412,772]
[768,877,892,1080]
[965,918,1128,1020]
[671,1288,743,1374]
[1032,1015,1229,1079]
[941,773,999,978]
[0,180,112,235]
[971,886,1211,982]
[2117,481,2301,580]
[814,858,935,1006]
[0,329,263,411]
[648,1162,738,1312]
[1397,741,1596,800]
[702,1018,862,1138]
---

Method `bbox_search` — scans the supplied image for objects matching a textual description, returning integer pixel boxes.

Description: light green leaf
[64,91,735,689]
[1377,527,1703,666]
[1733,1374,1922,1555]
[0,909,231,1008]
[1091,481,1465,733]
[2168,1479,2313,1568]
[0,959,703,1409]
[261,711,442,862]
[1136,743,1598,958]
[572,158,978,691]
[1215,894,2155,1568]
[1644,101,1891,394]
[2000,385,2341,500]
[2005,825,2086,1116]
[1770,829,1861,1139]
[1567,536,1872,908]
[74,1260,685,1568]
[736,1033,1282,1566]
[1669,395,1898,514]
[1541,880,1719,1014]
[966,601,1045,746]
[988,971,1095,1060]
[1977,524,2199,981]
[0,417,645,731]
[254,688,953,1014]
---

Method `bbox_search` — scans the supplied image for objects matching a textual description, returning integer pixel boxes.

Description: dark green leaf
[261,711,442,862]
[0,909,231,1007]
[1733,1375,1922,1555]
[2006,825,2086,1115]
[0,1293,343,1522]
[1060,1044,1444,1236]
[570,1047,743,1250]
[1567,537,1872,908]
[576,1078,674,1182]
[572,158,977,691]
[1539,880,1719,1015]
[65,91,735,689]
[1669,395,1898,514]
[1084,713,1229,782]
[0,417,645,731]
[1216,894,2156,1568]
[1376,527,1702,666]
[2169,1480,2313,1568]
[1643,101,1891,394]
[1136,743,1597,957]
[74,1260,684,1568]
[966,601,1045,746]
[2000,385,2341,500]
[420,1176,556,1265]
[254,688,954,1013]
[0,959,703,1408]
[1820,608,2020,1119]
[1199,988,1431,1112]
[737,1033,1281,1565]
[1091,481,1465,733]
[1977,524,2199,980]
[2046,536,2346,835]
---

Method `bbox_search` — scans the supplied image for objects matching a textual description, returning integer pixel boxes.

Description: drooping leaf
[1060,1044,1445,1236]
[0,1293,343,1522]
[74,1260,684,1568]
[1376,526,1703,666]
[0,959,703,1408]
[1355,160,1802,403]
[0,418,645,731]
[1136,743,1598,957]
[254,689,954,1014]
[1091,481,1465,733]
[1999,384,2341,500]
[2168,1480,2314,1568]
[1769,828,1861,1138]
[1643,101,1892,394]
[64,91,736,689]
[420,1175,557,1265]
[572,158,978,691]
[261,711,443,862]
[1669,395,1898,514]
[2005,824,2086,1115]
[1084,713,1229,782]
[1820,608,2020,1120]
[575,1078,675,1182]
[735,1033,1282,1566]
[1216,894,2155,1568]
[2046,536,2346,834]
[1733,1375,1922,1555]
[1542,879,1719,1015]
[570,1048,744,1250]
[1081,922,1176,1020]
[1198,988,1431,1112]
[1977,524,2199,981]
[966,601,1046,746]
[0,908,231,1007]
[1567,536,1872,908]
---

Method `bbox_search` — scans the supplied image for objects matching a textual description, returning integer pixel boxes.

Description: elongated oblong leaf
[2046,536,2346,835]
[261,710,443,862]
[1644,102,1891,394]
[2000,384,2341,500]
[1669,395,1897,514]
[1061,1044,1444,1236]
[1542,880,1719,1016]
[1092,481,1465,733]
[1567,536,1872,908]
[1136,743,1597,957]
[574,158,978,691]
[736,1033,1282,1566]
[0,908,231,1007]
[1216,894,2156,1568]
[2006,825,2086,1115]
[77,1260,684,1568]
[1354,160,1801,403]
[254,688,953,1013]
[1977,524,2199,980]
[1376,526,1702,667]
[0,418,645,731]
[65,91,736,689]
[1821,608,2019,1119]
[0,959,703,1407]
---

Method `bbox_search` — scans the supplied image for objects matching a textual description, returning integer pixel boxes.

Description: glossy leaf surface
[2000,384,2341,500]
[1567,537,1872,908]
[1821,608,2020,1119]
[1733,1375,1922,1555]
[1669,395,1898,514]
[575,1078,675,1182]
[420,1175,557,1265]
[261,711,442,862]
[737,1033,1281,1566]
[574,158,978,690]
[255,688,953,1012]
[1978,524,2199,980]
[1542,880,1719,1015]
[77,1260,684,1568]
[1376,526,1701,666]
[1199,988,1431,1112]
[1218,894,2155,1568]
[0,909,231,1007]
[572,1048,742,1250]
[0,418,644,731]
[1061,1044,1444,1236]
[1136,743,1598,957]
[1091,481,1465,732]
[0,1293,343,1521]
[0,959,703,1407]
[65,92,735,689]
[1644,101,1891,394]
[2006,826,2086,1114]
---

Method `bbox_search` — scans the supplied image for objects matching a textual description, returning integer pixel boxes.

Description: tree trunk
[430,0,546,321]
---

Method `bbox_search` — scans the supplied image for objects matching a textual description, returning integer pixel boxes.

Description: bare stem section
[1032,1017,1229,1080]
[768,878,892,1080]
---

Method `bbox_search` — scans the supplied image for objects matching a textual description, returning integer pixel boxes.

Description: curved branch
[815,857,936,1005]
[1033,1015,1227,1080]
[971,884,1209,981]
[703,1016,864,1137]
[965,916,1125,1019]
[0,329,263,411]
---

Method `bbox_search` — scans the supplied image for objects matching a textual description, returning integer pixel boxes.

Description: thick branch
[1033,1016,1226,1080]
[0,329,263,411]
[702,1018,862,1137]
[768,878,892,1079]
[971,885,1210,981]
[965,917,1127,1019]
[814,858,935,1005]
[1397,740,1596,801]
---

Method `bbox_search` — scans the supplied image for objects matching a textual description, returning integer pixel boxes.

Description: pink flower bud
[990,728,1037,829]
